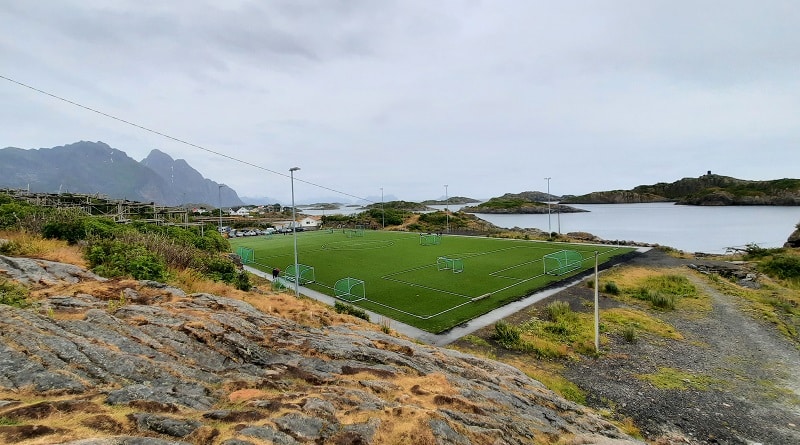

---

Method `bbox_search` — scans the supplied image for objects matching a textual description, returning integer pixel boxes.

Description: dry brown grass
[0,230,86,267]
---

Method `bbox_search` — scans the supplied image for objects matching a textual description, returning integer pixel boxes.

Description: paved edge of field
[245,246,651,346]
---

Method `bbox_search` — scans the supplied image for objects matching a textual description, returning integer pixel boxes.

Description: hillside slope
[563,174,800,205]
[0,255,642,444]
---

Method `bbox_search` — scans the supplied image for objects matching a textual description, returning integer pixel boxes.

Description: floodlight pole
[444,184,449,233]
[544,177,551,238]
[217,184,226,232]
[380,187,385,229]
[290,167,300,297]
[594,250,600,353]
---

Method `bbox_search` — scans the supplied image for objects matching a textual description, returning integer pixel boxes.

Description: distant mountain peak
[0,141,244,207]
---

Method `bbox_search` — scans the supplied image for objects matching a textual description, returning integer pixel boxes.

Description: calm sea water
[302,202,800,254]
[470,203,800,254]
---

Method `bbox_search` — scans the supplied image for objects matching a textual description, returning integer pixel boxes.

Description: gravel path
[560,252,800,444]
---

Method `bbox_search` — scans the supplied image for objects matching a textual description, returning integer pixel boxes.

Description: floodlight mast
[217,184,226,232]
[544,177,551,238]
[290,167,300,297]
[444,184,449,233]
[380,187,385,229]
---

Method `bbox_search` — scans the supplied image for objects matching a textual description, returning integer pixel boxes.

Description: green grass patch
[0,416,20,426]
[0,280,30,308]
[636,367,723,390]
[232,231,633,333]
[602,308,683,340]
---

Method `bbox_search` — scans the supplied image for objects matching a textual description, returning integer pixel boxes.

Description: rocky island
[461,192,588,214]
[563,173,800,206]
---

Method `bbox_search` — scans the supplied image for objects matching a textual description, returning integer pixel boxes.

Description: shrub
[87,240,167,281]
[759,254,800,280]
[622,325,638,343]
[649,291,676,310]
[233,271,252,291]
[493,321,521,348]
[0,280,30,308]
[604,281,620,295]
[545,300,572,321]
[334,301,370,321]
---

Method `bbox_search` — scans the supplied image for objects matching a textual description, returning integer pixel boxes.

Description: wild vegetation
[0,193,249,290]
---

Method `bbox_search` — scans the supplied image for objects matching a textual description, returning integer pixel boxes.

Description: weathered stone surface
[0,255,643,444]
[129,413,202,438]
[238,426,299,445]
[58,437,191,445]
[0,255,105,284]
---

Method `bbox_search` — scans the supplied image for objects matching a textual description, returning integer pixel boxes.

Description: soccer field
[230,230,635,333]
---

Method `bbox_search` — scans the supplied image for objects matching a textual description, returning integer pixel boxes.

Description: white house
[299,216,322,229]
[229,207,252,217]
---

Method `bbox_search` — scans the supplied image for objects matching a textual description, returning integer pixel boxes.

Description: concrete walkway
[244,246,649,347]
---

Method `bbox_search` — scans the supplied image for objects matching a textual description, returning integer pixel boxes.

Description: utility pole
[289,167,300,298]
[444,184,449,233]
[217,184,226,233]
[544,177,551,238]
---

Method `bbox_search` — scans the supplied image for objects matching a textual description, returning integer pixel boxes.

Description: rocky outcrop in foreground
[0,255,641,444]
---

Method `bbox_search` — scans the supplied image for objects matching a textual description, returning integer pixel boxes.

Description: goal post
[335,277,365,302]
[436,256,464,273]
[346,228,364,238]
[419,233,441,246]
[543,250,583,275]
[283,263,316,285]
[235,247,254,264]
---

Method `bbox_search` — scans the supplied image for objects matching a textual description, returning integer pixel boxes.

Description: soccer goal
[346,228,364,238]
[235,247,254,264]
[420,233,441,246]
[335,277,365,302]
[283,263,316,285]
[437,256,464,273]
[543,250,583,275]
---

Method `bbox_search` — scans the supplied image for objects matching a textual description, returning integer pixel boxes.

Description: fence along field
[230,230,635,333]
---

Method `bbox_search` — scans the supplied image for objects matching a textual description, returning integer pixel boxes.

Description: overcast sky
[1,1,798,204]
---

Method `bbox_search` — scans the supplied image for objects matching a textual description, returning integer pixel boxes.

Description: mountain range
[0,141,244,207]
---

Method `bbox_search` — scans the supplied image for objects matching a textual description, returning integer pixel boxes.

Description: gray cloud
[1,0,798,203]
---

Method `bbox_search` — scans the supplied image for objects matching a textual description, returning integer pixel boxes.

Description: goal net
[419,233,441,246]
[235,247,254,264]
[283,263,316,285]
[543,250,583,275]
[436,256,464,273]
[346,228,364,238]
[335,277,365,302]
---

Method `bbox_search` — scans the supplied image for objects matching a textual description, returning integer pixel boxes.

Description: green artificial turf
[231,230,634,333]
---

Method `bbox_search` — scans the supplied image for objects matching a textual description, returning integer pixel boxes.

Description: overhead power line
[0,74,375,204]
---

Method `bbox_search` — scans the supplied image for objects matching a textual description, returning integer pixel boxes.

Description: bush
[622,325,638,343]
[233,271,252,291]
[545,301,572,321]
[759,254,800,280]
[334,301,370,321]
[649,291,676,310]
[0,280,30,308]
[493,321,522,348]
[87,240,167,281]
[604,281,620,295]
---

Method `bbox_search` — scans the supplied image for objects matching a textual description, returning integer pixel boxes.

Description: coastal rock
[786,227,800,248]
[0,255,643,444]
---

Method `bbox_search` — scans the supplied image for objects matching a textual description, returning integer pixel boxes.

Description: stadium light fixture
[380,187,385,229]
[290,167,300,297]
